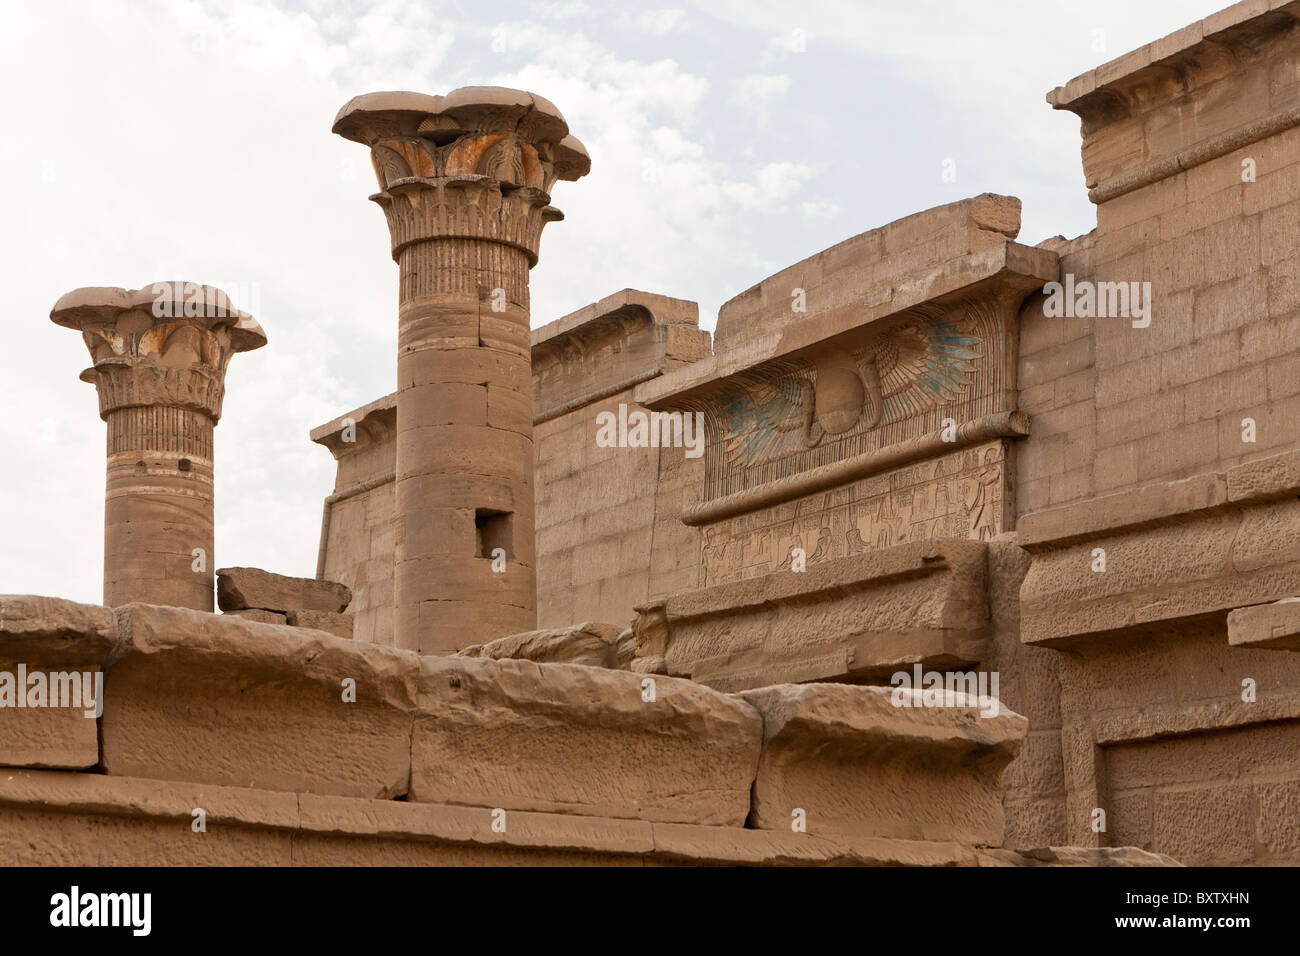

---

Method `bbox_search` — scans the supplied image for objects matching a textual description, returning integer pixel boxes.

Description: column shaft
[103,405,215,610]
[394,238,536,652]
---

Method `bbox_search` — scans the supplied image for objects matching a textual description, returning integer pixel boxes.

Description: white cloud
[617,8,687,35]
[801,199,841,220]
[536,0,591,17]
[733,73,790,125]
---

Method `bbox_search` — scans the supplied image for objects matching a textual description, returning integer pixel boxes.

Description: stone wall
[314,291,710,644]
[1006,0,1300,864]
[301,0,1300,865]
[0,594,1159,867]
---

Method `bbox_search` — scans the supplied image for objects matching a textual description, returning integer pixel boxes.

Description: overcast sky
[1,0,1227,604]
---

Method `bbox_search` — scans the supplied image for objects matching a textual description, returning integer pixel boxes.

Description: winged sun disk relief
[721,314,982,468]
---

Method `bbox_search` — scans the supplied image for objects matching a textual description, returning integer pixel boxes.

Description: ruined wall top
[1048,0,1300,203]
[711,193,1022,363]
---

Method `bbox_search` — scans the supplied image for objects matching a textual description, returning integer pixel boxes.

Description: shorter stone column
[52,282,266,610]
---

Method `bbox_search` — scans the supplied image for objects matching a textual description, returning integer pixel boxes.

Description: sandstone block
[287,609,355,640]
[633,540,990,691]
[457,622,623,667]
[0,595,117,665]
[0,596,115,771]
[101,604,417,797]
[0,660,100,770]
[216,567,352,614]
[226,609,287,625]
[1227,597,1300,650]
[411,655,762,825]
[738,683,1026,845]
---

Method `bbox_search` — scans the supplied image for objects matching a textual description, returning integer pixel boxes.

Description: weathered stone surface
[0,660,100,770]
[0,768,1173,866]
[287,609,355,640]
[216,567,352,614]
[977,846,1181,867]
[457,622,622,667]
[0,596,113,771]
[710,194,1026,360]
[1020,484,1300,646]
[615,628,636,668]
[634,540,990,691]
[0,595,117,665]
[101,604,416,797]
[226,608,287,625]
[739,683,1026,845]
[1228,597,1300,650]
[412,655,762,825]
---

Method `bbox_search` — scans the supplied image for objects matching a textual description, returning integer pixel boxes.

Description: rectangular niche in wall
[475,509,513,560]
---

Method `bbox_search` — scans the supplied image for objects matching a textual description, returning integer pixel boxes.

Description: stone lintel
[739,683,1026,845]
[635,240,1056,411]
[633,539,990,691]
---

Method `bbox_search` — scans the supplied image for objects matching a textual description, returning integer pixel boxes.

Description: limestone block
[1227,598,1300,650]
[0,596,116,770]
[411,655,762,825]
[457,622,623,667]
[633,540,990,692]
[739,683,1026,845]
[287,609,355,640]
[101,604,417,797]
[216,567,352,614]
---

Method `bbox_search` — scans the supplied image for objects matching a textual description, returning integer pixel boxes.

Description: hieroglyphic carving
[688,301,1003,501]
[700,440,1008,587]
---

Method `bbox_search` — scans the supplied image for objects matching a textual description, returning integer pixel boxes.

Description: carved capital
[51,282,267,421]
[332,87,590,264]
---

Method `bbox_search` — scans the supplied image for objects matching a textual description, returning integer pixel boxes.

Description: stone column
[333,87,589,654]
[51,283,267,610]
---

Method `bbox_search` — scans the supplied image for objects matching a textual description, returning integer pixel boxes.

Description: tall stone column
[51,283,267,610]
[333,88,589,654]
